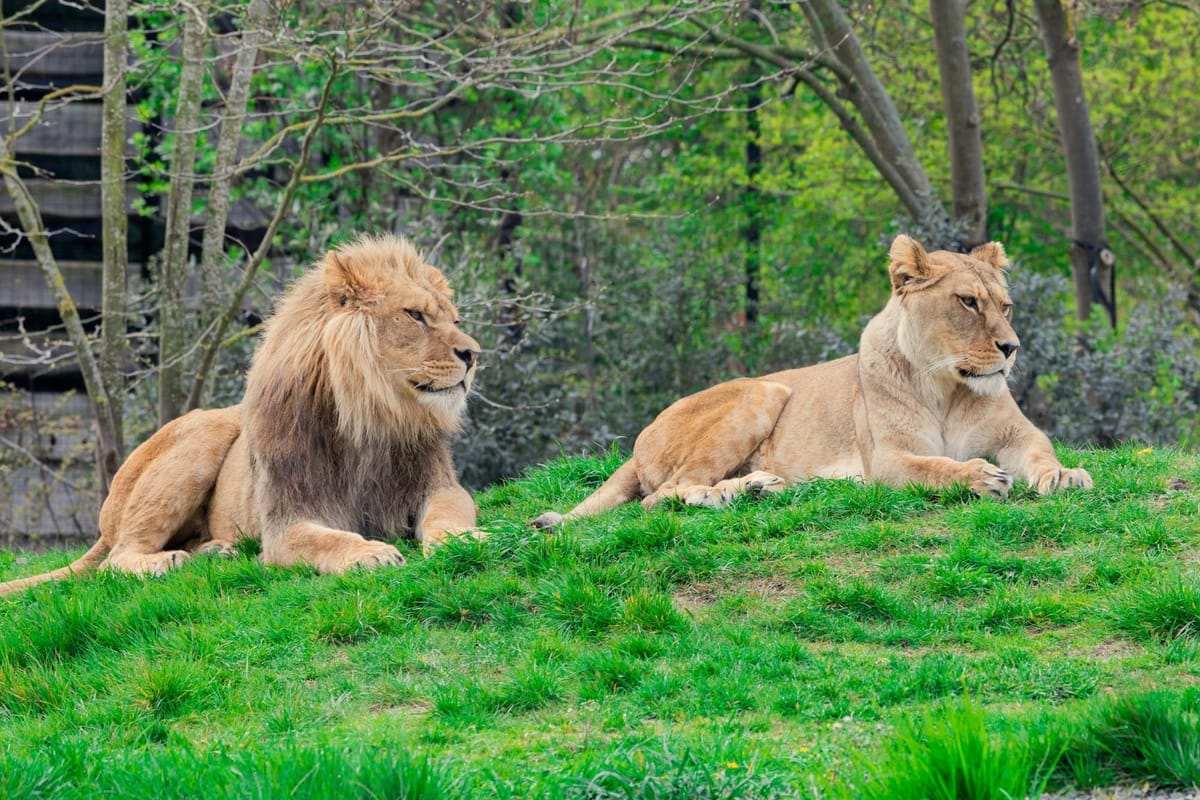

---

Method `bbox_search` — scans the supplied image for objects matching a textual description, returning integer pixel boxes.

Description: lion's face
[320,236,481,436]
[888,236,1019,398]
[374,284,481,417]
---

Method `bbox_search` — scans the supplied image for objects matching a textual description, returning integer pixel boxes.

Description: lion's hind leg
[533,378,792,527]
[100,408,242,577]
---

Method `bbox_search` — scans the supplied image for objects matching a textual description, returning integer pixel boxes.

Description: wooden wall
[1,0,148,549]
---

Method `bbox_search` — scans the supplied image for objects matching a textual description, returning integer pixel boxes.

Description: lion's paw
[147,550,191,576]
[1035,466,1093,495]
[196,541,239,558]
[106,549,192,577]
[421,528,488,556]
[531,511,564,530]
[966,460,1013,499]
[331,541,406,573]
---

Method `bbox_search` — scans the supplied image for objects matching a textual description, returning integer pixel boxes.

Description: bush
[1010,269,1200,447]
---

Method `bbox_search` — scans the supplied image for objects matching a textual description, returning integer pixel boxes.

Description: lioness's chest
[938,407,997,461]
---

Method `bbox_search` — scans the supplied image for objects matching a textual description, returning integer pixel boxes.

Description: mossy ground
[1,444,1198,798]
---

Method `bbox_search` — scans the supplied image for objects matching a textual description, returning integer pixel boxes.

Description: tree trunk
[158,7,206,425]
[187,0,271,411]
[0,153,122,497]
[803,0,947,228]
[97,0,130,493]
[742,59,762,330]
[186,64,340,399]
[1033,0,1115,326]
[930,0,987,247]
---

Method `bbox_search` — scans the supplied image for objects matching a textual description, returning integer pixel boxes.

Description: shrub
[1010,270,1200,447]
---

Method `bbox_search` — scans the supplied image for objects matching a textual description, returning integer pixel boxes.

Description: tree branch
[185,58,341,411]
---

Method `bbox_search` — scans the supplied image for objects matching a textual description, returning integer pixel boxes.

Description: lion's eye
[958,295,979,311]
[406,309,427,325]
[1002,303,1013,319]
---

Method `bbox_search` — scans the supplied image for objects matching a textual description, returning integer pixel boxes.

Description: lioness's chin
[961,372,1010,398]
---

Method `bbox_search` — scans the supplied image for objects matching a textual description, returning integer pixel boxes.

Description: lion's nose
[455,347,480,368]
[996,340,1020,359]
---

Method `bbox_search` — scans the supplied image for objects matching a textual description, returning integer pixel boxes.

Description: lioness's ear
[969,241,1008,271]
[888,234,933,294]
[326,251,374,308]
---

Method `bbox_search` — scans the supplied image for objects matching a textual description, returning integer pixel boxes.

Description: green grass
[855,697,1059,800]
[1,444,1198,798]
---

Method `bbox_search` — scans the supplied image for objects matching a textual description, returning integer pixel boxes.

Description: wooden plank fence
[2,1,129,547]
[2,1,273,548]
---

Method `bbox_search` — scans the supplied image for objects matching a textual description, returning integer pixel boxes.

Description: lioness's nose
[996,340,1019,359]
[455,347,480,368]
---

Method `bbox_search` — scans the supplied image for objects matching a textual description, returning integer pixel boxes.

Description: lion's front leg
[261,520,405,573]
[417,485,479,555]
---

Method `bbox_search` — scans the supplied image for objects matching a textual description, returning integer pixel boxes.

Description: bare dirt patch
[671,574,801,613]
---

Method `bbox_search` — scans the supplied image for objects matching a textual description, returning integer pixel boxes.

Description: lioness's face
[891,240,1019,398]
[377,277,481,415]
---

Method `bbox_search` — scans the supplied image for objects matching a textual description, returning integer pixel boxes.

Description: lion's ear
[888,234,934,293]
[969,241,1008,271]
[326,251,376,308]
[423,266,453,299]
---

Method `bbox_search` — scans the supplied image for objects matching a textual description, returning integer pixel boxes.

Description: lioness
[0,235,481,595]
[533,235,1091,528]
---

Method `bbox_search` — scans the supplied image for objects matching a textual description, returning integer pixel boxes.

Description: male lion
[533,235,1091,529]
[1,235,481,596]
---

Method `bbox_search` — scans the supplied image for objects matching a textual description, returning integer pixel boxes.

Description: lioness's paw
[1035,466,1093,495]
[531,511,564,530]
[680,487,714,507]
[743,471,787,495]
[966,460,1013,499]
[330,541,406,573]
[681,484,732,508]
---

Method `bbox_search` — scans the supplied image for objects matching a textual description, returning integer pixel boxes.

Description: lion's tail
[532,458,643,529]
[0,538,110,597]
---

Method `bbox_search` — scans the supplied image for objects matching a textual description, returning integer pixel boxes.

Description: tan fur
[532,235,1091,529]
[1,235,481,595]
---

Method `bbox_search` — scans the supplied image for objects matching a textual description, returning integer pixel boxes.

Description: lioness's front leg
[993,422,1092,495]
[417,484,479,554]
[873,452,1014,498]
[261,520,405,573]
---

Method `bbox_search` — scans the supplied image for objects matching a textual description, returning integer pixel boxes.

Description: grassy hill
[1,444,1198,799]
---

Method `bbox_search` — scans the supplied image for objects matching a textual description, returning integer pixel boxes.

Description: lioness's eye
[1002,303,1013,318]
[959,295,979,311]
[406,309,426,325]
